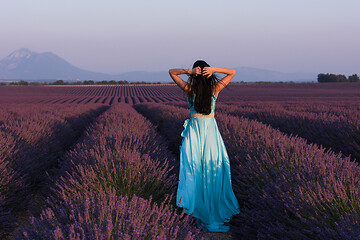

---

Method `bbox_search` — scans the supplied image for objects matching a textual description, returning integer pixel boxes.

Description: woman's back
[188,93,217,115]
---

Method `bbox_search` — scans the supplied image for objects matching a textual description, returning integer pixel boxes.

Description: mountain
[0,49,317,82]
[0,48,114,81]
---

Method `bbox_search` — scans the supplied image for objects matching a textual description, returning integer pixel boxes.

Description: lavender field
[0,82,359,239]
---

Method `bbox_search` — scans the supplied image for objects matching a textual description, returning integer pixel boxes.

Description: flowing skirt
[176,117,240,232]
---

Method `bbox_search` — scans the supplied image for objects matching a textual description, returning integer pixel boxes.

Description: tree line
[318,73,359,82]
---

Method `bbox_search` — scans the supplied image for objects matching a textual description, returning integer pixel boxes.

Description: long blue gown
[176,94,240,232]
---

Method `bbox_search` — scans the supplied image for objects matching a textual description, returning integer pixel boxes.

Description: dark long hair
[187,60,221,115]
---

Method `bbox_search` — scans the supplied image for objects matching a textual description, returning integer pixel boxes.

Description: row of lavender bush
[216,102,360,161]
[0,104,108,238]
[281,101,359,118]
[134,103,360,239]
[0,144,20,235]
[19,104,203,240]
[0,104,109,185]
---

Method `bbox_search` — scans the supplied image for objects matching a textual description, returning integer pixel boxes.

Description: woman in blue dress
[169,60,240,232]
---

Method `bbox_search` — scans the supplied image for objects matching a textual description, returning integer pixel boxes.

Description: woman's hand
[203,67,214,78]
[191,66,201,76]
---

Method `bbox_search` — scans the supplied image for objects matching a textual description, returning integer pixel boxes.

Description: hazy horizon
[1,0,359,75]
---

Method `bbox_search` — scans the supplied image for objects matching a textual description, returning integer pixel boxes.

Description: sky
[0,0,359,75]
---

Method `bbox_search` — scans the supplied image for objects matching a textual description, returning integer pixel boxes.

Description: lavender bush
[282,101,359,116]
[19,104,202,239]
[0,127,26,237]
[133,103,185,155]
[20,188,202,240]
[0,131,23,201]
[0,154,16,237]
[55,104,178,202]
[0,104,108,187]
[0,104,108,238]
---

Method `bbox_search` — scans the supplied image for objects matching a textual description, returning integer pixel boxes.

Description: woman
[169,60,240,232]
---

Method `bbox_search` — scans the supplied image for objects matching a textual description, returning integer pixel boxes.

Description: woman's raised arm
[169,68,201,92]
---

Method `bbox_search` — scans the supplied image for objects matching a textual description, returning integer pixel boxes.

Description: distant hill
[233,67,316,82]
[0,48,317,82]
[0,48,112,81]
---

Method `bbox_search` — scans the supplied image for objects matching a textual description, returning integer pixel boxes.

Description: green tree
[18,80,29,85]
[53,80,67,85]
[348,74,360,82]
[318,73,348,82]
[96,80,108,85]
[336,74,347,82]
[117,80,128,84]
[317,73,327,82]
[83,80,95,85]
